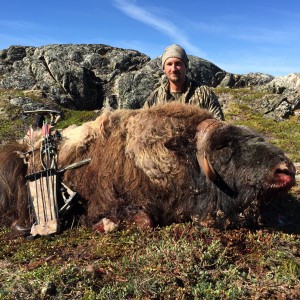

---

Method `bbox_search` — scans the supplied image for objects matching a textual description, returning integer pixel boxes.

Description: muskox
[0,103,296,233]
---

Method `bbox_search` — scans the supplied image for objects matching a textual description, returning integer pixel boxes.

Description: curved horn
[195,119,225,182]
[203,151,217,182]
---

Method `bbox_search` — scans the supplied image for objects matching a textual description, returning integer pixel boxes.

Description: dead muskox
[0,103,296,234]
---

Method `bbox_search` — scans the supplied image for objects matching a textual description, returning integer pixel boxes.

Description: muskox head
[192,118,296,228]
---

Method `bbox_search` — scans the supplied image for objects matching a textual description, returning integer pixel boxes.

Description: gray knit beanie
[161,44,189,69]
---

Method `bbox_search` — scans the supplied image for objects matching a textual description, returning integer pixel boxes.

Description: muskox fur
[0,103,296,231]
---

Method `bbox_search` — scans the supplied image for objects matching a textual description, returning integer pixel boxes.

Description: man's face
[163,57,186,84]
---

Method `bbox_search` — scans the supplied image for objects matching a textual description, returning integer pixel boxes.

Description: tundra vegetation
[0,88,299,299]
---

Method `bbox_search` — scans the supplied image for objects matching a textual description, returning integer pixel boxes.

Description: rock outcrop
[0,44,225,110]
[0,44,149,110]
[217,72,275,88]
[0,44,299,119]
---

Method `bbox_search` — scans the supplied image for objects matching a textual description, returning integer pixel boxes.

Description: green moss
[57,109,99,129]
[0,119,29,142]
[224,103,300,162]
[0,225,300,299]
[214,87,269,101]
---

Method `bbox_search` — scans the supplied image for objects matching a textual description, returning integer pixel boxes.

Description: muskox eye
[213,140,232,151]
[215,144,229,151]
[213,146,234,164]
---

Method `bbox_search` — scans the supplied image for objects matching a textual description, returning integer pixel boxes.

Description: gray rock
[217,72,274,88]
[0,44,150,110]
[259,94,300,121]
[216,72,300,119]
[260,73,300,94]
[9,96,50,112]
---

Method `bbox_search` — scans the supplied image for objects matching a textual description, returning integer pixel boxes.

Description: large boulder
[250,93,300,121]
[0,44,149,109]
[217,72,274,89]
[260,73,300,94]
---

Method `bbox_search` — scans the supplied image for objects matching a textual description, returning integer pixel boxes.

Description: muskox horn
[203,151,217,182]
[195,119,223,182]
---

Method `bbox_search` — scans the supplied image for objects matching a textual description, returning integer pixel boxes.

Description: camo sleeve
[189,85,225,120]
[143,83,170,108]
[143,89,159,108]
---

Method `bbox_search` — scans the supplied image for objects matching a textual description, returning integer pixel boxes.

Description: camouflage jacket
[143,78,225,120]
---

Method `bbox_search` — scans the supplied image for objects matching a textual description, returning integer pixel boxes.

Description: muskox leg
[92,210,154,233]
[92,217,120,233]
[130,210,154,230]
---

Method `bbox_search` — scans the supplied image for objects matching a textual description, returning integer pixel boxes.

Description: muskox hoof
[131,211,154,231]
[92,218,119,233]
[11,221,31,236]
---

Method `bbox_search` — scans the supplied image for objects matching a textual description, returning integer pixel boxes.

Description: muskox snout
[265,161,296,192]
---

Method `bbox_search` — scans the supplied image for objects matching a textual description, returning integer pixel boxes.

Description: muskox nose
[268,161,296,191]
[275,161,296,177]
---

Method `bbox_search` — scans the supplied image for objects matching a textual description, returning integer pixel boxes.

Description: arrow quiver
[22,109,90,237]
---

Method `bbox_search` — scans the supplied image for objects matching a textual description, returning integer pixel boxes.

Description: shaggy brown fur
[0,143,29,227]
[0,102,296,231]
[60,104,213,226]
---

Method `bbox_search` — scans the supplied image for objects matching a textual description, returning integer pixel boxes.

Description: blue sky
[1,0,299,76]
